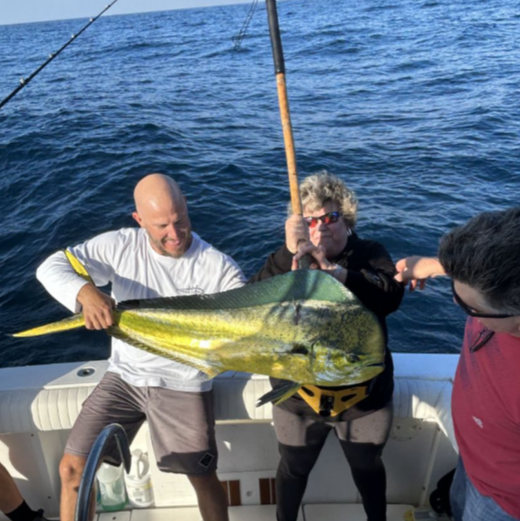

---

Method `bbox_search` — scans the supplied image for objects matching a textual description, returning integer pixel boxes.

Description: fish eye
[291,345,309,356]
[347,354,360,363]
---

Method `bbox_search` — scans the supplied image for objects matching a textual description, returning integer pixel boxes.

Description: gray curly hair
[288,170,359,228]
[439,208,520,315]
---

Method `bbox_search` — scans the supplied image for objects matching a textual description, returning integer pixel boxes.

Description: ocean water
[0,0,518,367]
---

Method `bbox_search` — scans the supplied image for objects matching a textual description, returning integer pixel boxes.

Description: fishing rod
[265,0,302,217]
[0,0,119,110]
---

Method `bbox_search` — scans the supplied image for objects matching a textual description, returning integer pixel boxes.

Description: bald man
[37,174,245,521]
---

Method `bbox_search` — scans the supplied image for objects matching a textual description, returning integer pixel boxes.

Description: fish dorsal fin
[107,326,222,379]
[117,270,357,311]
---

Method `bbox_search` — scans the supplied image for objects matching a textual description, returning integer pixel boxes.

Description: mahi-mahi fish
[14,251,385,406]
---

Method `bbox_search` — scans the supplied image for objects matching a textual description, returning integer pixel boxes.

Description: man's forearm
[431,258,446,276]
[36,250,90,313]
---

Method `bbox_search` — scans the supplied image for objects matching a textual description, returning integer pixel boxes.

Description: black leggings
[273,403,393,521]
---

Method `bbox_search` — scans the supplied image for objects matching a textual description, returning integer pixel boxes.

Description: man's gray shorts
[65,372,218,475]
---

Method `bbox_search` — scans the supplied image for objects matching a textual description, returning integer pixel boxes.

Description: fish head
[269,295,387,386]
[310,342,385,386]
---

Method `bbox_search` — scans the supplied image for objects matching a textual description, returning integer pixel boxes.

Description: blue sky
[2,0,250,25]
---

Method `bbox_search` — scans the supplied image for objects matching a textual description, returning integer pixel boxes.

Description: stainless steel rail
[75,423,131,521]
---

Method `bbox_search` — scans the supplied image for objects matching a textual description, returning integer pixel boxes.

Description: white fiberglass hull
[0,353,458,520]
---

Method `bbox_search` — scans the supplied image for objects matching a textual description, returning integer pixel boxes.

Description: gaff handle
[266,0,285,74]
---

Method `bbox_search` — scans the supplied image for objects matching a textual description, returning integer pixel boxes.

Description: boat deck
[95,504,425,521]
[0,355,459,521]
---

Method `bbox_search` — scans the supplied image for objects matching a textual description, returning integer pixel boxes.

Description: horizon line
[0,0,251,27]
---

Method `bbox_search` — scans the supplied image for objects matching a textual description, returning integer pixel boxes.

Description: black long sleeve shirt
[249,232,404,419]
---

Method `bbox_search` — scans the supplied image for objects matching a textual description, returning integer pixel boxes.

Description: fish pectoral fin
[256,380,301,408]
[107,327,222,379]
[64,249,94,284]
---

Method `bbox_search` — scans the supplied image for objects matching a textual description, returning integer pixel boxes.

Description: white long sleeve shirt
[36,228,246,391]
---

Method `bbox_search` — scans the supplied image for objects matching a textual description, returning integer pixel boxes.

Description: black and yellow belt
[297,384,370,418]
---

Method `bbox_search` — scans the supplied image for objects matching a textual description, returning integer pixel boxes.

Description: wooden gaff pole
[265,0,302,216]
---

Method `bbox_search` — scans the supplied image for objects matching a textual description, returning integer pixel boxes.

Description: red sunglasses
[304,211,340,228]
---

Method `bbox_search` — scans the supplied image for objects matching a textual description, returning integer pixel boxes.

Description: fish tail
[12,314,86,338]
[13,251,91,338]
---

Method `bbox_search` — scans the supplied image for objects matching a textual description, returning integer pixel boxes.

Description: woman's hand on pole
[291,243,346,282]
[292,243,330,271]
[285,215,309,254]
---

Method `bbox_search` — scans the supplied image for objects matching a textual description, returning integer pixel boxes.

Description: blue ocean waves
[0,0,518,366]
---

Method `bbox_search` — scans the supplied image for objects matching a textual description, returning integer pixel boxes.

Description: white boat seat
[0,354,458,452]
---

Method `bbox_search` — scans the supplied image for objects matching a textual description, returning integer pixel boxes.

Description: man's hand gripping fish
[14,251,385,406]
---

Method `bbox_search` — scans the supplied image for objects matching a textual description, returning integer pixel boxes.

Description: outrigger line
[0,0,119,111]
[232,0,260,51]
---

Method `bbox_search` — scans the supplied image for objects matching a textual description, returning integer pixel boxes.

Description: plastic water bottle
[96,463,127,511]
[124,449,154,508]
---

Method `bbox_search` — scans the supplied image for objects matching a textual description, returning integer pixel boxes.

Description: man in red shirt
[395,208,520,521]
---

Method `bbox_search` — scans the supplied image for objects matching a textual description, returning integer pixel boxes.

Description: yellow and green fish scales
[14,270,385,388]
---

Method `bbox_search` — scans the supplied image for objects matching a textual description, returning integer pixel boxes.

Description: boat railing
[75,423,131,521]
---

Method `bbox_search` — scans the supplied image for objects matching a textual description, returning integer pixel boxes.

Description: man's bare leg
[0,463,24,514]
[59,453,95,521]
[188,472,229,521]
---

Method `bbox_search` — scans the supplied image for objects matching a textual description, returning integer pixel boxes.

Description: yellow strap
[297,384,369,417]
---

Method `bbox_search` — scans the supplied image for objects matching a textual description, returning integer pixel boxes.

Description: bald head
[132,174,192,258]
[134,173,185,216]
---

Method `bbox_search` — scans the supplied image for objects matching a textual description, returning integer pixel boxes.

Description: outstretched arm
[394,256,446,291]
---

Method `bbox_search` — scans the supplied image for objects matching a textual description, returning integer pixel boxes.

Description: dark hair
[439,208,520,314]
